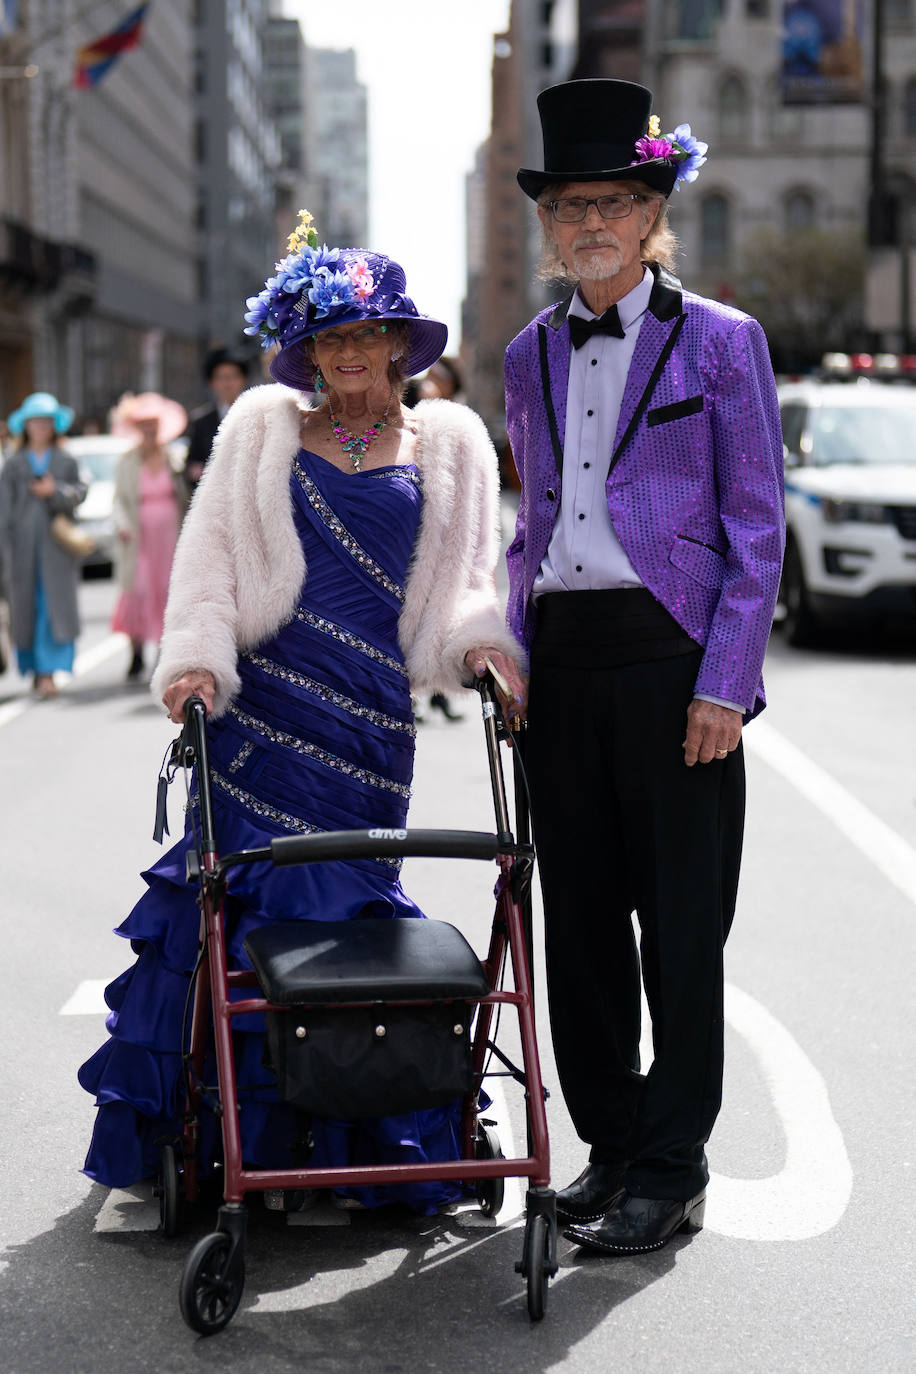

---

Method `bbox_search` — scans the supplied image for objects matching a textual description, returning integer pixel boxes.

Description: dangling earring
[314,368,325,393]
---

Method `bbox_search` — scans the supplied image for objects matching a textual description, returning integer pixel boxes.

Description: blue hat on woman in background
[7,391,75,436]
[243,210,448,391]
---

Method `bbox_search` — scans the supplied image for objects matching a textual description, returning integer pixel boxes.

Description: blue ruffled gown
[79,450,465,1214]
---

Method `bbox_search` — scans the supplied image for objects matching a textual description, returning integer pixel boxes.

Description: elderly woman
[0,392,86,698]
[110,392,189,681]
[78,215,525,1214]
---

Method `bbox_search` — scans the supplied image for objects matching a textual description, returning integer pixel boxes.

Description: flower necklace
[328,391,395,471]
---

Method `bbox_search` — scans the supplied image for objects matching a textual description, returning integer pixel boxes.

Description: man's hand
[683,699,742,767]
[163,670,217,723]
[463,647,528,719]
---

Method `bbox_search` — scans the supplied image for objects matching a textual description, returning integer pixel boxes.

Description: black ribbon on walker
[153,736,183,843]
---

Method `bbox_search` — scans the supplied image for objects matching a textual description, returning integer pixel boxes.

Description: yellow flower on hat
[286,208,318,252]
[647,114,661,138]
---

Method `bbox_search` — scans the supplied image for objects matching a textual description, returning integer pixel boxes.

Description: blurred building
[461,0,576,437]
[265,5,311,252]
[0,0,201,421]
[195,0,281,371]
[302,47,368,248]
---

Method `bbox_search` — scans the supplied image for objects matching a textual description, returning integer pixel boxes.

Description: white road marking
[60,979,111,1015]
[745,718,916,907]
[0,633,125,732]
[707,982,853,1241]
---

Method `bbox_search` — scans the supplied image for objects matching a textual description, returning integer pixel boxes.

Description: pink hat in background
[111,392,188,444]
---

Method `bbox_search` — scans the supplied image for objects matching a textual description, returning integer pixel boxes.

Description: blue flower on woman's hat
[7,391,75,435]
[244,210,448,391]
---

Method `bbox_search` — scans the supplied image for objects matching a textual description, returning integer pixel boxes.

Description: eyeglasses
[548,194,644,223]
[314,324,389,349]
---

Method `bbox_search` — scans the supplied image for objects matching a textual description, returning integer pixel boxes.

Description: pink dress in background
[111,463,179,643]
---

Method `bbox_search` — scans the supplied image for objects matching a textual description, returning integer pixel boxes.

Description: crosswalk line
[60,979,110,1015]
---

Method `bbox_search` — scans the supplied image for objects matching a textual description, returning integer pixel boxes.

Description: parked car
[64,434,188,577]
[777,380,916,643]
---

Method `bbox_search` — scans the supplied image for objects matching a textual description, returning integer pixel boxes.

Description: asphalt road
[0,578,914,1373]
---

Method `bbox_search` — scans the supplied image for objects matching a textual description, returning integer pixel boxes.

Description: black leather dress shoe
[555,1163,627,1223]
[563,1188,706,1254]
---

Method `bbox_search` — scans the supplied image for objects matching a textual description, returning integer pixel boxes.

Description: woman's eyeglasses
[314,325,389,349]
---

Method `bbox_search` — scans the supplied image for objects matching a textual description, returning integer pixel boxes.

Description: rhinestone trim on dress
[243,651,415,735]
[293,456,405,601]
[228,740,254,773]
[294,608,409,677]
[228,704,411,798]
[368,468,422,487]
[209,770,401,870]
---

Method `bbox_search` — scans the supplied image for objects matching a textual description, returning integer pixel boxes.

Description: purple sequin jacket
[504,266,785,718]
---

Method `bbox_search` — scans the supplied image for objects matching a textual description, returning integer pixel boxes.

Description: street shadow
[767,621,916,664]
[0,1189,690,1373]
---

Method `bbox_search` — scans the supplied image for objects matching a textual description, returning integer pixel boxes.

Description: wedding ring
[715,748,728,757]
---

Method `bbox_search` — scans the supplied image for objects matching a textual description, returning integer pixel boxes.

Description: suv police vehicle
[778,366,916,644]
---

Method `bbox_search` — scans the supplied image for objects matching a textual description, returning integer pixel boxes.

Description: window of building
[701,194,730,266]
[887,1,913,25]
[718,74,749,142]
[677,0,723,39]
[785,189,815,232]
[906,78,916,137]
[746,0,768,14]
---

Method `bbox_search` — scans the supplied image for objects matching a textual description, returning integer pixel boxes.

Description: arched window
[718,74,749,143]
[785,189,816,233]
[701,194,730,267]
[905,78,916,138]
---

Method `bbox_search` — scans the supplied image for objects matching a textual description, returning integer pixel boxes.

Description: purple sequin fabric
[504,275,785,717]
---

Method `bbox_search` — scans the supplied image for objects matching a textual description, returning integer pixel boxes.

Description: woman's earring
[314,368,325,393]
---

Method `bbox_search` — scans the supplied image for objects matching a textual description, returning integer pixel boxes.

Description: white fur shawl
[151,385,519,715]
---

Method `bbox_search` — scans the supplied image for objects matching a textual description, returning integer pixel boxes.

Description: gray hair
[534,184,679,283]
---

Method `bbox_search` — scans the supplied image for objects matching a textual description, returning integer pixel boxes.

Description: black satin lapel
[538,320,569,477]
[608,311,687,474]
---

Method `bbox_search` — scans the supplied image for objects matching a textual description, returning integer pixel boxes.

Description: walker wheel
[474,1122,505,1218]
[157,1144,181,1238]
[179,1232,245,1335]
[523,1212,550,1322]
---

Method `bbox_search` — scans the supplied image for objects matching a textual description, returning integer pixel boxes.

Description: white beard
[570,241,623,281]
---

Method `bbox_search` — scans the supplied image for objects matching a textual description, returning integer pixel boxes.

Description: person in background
[0,392,86,699]
[416,355,470,722]
[506,79,784,1255]
[184,348,250,489]
[110,392,189,681]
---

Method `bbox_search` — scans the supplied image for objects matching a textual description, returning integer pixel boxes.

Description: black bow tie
[568,306,626,349]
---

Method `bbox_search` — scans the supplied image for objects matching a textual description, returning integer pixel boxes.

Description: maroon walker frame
[162,680,557,1334]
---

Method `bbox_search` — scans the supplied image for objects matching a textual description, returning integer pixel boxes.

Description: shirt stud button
[591,359,597,366]
[587,409,594,416]
[575,564,582,572]
[578,513,585,520]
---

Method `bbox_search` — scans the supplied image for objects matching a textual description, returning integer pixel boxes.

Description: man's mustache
[572,235,619,251]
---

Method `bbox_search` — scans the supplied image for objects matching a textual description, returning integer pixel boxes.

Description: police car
[777,360,916,643]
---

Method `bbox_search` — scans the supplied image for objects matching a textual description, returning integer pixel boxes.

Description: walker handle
[269,828,501,866]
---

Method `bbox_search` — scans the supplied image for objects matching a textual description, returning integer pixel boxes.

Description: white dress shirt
[533,268,743,715]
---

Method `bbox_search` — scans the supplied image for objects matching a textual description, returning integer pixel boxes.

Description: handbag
[263,1001,476,1119]
[50,512,96,558]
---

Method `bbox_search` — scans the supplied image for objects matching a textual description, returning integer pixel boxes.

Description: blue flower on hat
[308,269,358,319]
[281,243,341,295]
[667,124,708,185]
[243,289,279,347]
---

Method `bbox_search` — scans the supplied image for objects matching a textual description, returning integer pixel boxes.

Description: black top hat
[517,79,677,201]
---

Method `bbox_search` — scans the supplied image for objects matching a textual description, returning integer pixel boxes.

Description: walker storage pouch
[263,1002,475,1118]
[245,916,491,1118]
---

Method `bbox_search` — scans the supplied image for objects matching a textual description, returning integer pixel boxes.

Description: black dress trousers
[525,589,745,1201]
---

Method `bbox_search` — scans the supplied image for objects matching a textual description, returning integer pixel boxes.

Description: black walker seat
[244,917,492,1005]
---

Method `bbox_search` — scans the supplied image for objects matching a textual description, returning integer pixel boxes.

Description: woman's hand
[463,647,528,720]
[30,475,56,499]
[163,670,217,723]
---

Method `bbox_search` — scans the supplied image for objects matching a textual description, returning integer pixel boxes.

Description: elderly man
[505,79,784,1255]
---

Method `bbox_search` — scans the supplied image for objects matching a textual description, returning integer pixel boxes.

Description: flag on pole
[73,3,149,89]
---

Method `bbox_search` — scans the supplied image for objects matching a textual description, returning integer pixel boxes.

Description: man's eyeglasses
[314,324,389,349]
[548,194,644,223]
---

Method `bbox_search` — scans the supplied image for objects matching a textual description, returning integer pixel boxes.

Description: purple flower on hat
[633,135,673,163]
[308,269,358,318]
[668,124,708,185]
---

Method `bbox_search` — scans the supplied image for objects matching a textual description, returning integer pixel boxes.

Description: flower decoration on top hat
[517,79,708,200]
[243,209,448,391]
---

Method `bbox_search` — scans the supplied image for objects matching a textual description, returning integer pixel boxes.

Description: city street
[0,574,914,1373]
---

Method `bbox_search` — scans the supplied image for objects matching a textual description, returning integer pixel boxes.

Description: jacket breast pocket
[647,394,704,427]
[668,535,725,590]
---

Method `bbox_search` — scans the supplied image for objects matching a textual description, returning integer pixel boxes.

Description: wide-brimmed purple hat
[244,221,448,391]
